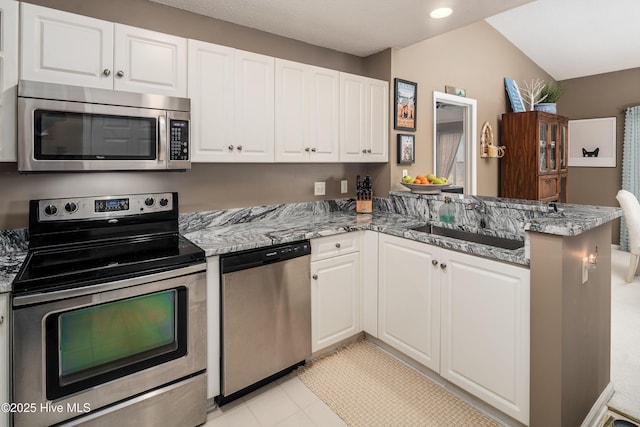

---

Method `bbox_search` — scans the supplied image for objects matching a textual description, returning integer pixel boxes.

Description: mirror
[433,91,477,195]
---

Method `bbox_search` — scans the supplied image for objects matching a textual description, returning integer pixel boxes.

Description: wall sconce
[582,246,599,284]
[480,121,505,159]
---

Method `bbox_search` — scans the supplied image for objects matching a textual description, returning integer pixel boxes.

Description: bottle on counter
[439,197,455,223]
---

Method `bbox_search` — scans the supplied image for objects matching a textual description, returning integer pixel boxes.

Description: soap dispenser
[439,197,455,223]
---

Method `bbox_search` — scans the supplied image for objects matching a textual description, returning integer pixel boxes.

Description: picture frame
[568,117,617,167]
[397,134,415,164]
[394,78,417,131]
[504,77,525,113]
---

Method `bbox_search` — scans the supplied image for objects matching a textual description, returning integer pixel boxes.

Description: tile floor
[204,374,347,427]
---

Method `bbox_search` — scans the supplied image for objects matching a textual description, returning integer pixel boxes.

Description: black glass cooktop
[13,233,205,295]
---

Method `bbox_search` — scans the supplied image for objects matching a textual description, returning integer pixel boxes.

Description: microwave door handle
[158,115,167,164]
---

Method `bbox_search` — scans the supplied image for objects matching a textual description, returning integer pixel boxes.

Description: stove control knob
[44,204,58,216]
[159,198,169,207]
[64,202,78,213]
[144,197,155,207]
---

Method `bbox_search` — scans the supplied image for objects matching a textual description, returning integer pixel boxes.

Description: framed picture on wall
[394,78,417,131]
[568,117,617,167]
[397,134,415,164]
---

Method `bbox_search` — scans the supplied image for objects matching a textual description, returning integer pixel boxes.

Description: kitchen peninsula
[0,193,622,426]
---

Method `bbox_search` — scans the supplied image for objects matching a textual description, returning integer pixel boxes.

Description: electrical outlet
[341,180,348,193]
[314,181,326,196]
[402,169,408,177]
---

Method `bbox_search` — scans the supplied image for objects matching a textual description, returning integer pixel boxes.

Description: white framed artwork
[568,117,616,167]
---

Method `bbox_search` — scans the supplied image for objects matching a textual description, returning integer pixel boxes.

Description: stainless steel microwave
[18,80,191,172]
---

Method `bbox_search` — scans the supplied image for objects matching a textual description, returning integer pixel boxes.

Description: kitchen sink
[411,224,525,250]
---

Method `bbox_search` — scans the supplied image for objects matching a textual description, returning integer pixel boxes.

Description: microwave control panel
[169,120,189,161]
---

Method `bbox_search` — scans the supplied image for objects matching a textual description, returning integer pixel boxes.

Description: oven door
[18,96,169,172]
[12,265,206,427]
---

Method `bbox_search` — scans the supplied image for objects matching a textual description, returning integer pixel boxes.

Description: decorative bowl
[400,182,451,194]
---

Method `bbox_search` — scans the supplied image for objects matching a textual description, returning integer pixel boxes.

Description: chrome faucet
[466,197,487,228]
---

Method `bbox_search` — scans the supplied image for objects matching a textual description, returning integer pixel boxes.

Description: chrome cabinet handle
[367,149,372,154]
[312,274,318,280]
[305,147,310,152]
[0,315,4,324]
[432,260,438,266]
[440,263,447,270]
[116,70,124,78]
[103,69,111,76]
[362,149,367,154]
[237,145,243,151]
[335,243,341,248]
[311,148,317,152]
[228,145,234,150]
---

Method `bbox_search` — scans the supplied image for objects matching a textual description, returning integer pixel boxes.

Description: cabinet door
[20,3,114,89]
[559,119,568,172]
[311,252,360,352]
[235,50,274,162]
[339,72,367,162]
[205,256,220,399]
[378,235,440,371]
[0,0,18,162]
[366,78,389,162]
[275,59,308,162]
[307,65,339,162]
[188,40,236,162]
[114,24,187,97]
[0,293,8,427]
[440,249,530,424]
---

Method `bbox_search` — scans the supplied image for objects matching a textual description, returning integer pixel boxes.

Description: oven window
[45,288,188,400]
[34,110,156,160]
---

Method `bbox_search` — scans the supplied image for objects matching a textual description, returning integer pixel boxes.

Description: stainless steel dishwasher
[218,240,311,405]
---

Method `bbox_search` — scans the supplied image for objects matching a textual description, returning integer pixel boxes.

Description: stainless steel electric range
[11,192,207,427]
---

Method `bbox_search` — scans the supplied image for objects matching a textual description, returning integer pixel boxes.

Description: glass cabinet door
[549,123,558,171]
[539,122,548,172]
[559,123,568,171]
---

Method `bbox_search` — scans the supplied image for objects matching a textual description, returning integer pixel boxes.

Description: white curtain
[620,105,640,251]
[436,131,463,179]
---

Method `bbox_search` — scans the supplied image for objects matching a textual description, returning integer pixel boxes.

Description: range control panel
[169,120,189,161]
[38,192,174,221]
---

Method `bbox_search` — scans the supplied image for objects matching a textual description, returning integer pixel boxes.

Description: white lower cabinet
[378,234,530,425]
[440,249,530,424]
[205,256,220,400]
[378,234,440,371]
[0,293,9,427]
[310,234,361,353]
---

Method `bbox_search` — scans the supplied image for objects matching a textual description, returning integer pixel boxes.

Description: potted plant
[534,82,565,114]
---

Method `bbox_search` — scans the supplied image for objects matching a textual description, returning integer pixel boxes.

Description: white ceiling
[150,0,640,81]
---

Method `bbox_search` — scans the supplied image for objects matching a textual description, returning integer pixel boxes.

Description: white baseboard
[581,382,614,427]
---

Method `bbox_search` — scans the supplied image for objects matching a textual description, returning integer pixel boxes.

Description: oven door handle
[158,115,167,165]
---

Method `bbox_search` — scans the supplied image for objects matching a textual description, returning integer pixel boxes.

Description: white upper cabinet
[188,40,236,162]
[20,3,114,89]
[113,24,187,97]
[0,0,18,162]
[20,3,187,97]
[339,72,389,162]
[275,59,339,162]
[233,50,275,162]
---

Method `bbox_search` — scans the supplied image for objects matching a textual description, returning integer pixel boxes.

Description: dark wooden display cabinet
[499,111,568,202]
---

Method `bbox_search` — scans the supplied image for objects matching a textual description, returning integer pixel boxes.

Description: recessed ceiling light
[430,7,453,19]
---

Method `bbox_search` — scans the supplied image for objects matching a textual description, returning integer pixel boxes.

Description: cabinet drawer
[311,233,360,261]
[538,175,558,200]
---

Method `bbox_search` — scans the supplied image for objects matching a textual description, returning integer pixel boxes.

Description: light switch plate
[314,182,326,196]
[341,180,348,193]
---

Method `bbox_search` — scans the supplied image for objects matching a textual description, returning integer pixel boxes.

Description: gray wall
[559,67,640,243]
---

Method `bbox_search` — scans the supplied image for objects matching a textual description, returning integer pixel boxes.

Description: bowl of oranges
[400,174,451,194]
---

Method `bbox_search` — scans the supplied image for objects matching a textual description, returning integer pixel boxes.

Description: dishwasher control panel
[221,241,311,274]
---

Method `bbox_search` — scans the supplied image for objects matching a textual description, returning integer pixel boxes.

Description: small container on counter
[356,175,372,214]
[439,197,455,223]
